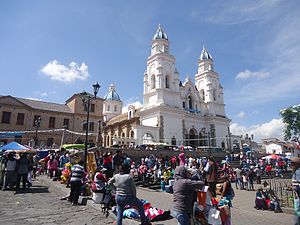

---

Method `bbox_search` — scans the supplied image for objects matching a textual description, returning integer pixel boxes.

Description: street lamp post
[81,82,100,171]
[34,117,41,148]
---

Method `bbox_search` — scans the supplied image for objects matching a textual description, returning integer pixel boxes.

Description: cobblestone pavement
[0,179,114,225]
[0,176,293,225]
[136,183,294,225]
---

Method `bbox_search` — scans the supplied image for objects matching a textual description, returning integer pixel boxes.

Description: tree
[280,104,300,142]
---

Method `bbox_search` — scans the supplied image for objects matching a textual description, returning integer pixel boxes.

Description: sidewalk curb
[282,207,294,215]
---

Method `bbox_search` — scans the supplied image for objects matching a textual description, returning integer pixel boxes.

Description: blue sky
[1,0,299,142]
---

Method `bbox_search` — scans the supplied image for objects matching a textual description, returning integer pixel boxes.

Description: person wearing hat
[108,163,151,225]
[91,166,107,193]
[291,157,300,224]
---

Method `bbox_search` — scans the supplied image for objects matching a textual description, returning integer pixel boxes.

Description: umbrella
[262,154,282,160]
[0,141,33,153]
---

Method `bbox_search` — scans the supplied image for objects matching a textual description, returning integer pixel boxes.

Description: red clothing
[278,161,284,167]
[103,156,112,165]
[95,172,107,182]
[48,158,58,170]
[266,165,272,172]
[139,164,147,174]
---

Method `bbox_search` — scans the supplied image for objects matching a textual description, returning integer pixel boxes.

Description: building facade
[103,25,231,149]
[0,94,103,148]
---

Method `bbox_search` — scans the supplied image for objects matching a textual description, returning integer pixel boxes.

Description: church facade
[103,25,231,149]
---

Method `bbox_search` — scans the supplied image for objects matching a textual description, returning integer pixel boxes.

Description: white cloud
[236,70,270,80]
[122,101,142,113]
[228,13,300,105]
[40,60,89,83]
[26,97,43,101]
[230,118,284,142]
[236,111,246,118]
[41,92,48,97]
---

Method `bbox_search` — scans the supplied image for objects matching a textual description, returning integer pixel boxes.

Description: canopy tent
[0,141,33,153]
[261,154,282,160]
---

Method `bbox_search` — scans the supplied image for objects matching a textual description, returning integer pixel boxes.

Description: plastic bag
[208,207,222,225]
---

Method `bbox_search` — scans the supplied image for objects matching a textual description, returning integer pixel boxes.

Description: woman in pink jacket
[47,155,58,178]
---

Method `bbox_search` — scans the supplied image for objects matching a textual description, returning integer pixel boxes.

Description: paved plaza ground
[0,176,294,225]
[136,185,293,225]
[0,179,113,225]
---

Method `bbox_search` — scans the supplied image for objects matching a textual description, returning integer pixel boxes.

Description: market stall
[0,141,35,153]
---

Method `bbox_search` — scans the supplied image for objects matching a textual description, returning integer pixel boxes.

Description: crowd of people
[93,151,234,225]
[1,151,38,191]
[1,147,294,225]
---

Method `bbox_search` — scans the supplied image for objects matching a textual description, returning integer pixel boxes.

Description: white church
[102,25,231,149]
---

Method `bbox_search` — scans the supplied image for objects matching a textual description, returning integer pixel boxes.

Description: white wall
[136,125,159,145]
[266,143,282,154]
[141,116,158,127]
[161,114,183,145]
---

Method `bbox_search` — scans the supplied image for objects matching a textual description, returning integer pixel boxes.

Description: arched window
[213,89,216,101]
[107,105,110,111]
[106,135,110,146]
[142,133,154,144]
[201,89,205,101]
[151,75,156,89]
[165,75,169,88]
[171,136,176,145]
[188,96,193,109]
[114,105,117,112]
[221,141,225,149]
[130,130,134,138]
[121,132,125,138]
[189,129,196,147]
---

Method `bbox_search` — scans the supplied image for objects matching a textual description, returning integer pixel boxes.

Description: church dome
[104,84,121,101]
[200,46,212,60]
[153,24,168,40]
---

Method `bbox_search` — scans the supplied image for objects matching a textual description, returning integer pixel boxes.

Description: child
[242,173,248,191]
[160,176,166,191]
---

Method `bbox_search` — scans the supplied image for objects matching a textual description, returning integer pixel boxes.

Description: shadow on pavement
[14,185,50,194]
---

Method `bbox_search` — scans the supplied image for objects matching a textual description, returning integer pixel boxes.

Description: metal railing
[267,179,294,208]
